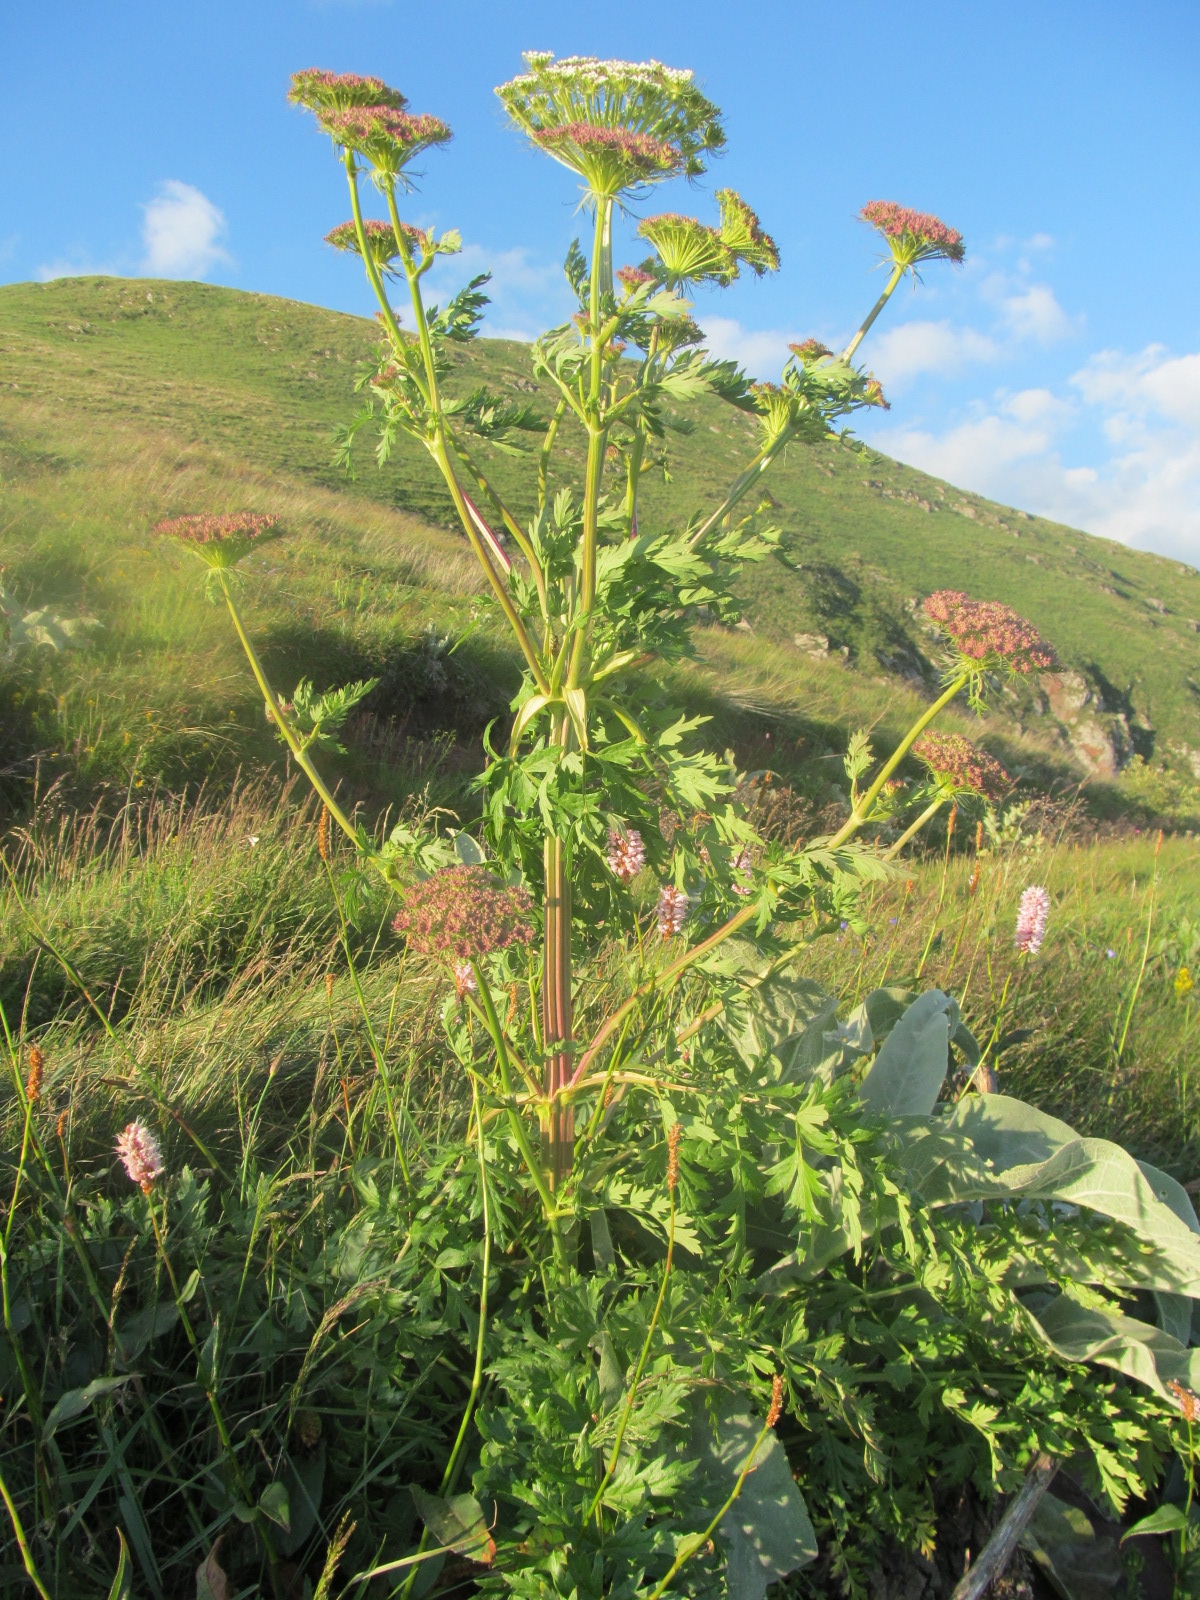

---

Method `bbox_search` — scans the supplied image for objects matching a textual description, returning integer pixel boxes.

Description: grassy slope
[1,274,1198,815]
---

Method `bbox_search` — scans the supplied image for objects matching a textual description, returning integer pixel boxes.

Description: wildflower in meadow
[766,1373,785,1429]
[638,191,778,291]
[914,732,1010,799]
[1177,966,1194,999]
[314,107,452,181]
[606,826,646,882]
[616,265,657,292]
[391,865,534,961]
[1014,886,1051,956]
[924,590,1058,675]
[1168,1379,1200,1423]
[532,124,684,192]
[657,884,690,938]
[666,1121,683,1191]
[453,961,477,999]
[116,1120,165,1194]
[860,201,965,267]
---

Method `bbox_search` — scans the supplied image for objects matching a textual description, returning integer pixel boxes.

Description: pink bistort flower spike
[1014,886,1050,956]
[606,826,646,882]
[453,961,477,998]
[657,884,690,938]
[116,1121,164,1194]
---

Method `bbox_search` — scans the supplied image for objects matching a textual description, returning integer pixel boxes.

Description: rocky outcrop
[1033,670,1136,778]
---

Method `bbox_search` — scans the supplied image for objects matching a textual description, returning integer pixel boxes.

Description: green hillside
[1,275,1197,817]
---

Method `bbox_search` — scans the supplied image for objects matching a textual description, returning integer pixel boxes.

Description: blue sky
[3,1,1199,564]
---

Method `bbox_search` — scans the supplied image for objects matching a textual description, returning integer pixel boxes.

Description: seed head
[532,123,684,192]
[1168,1379,1200,1423]
[317,808,331,863]
[914,733,1010,799]
[497,53,725,192]
[666,1121,683,1191]
[116,1121,164,1194]
[606,826,647,882]
[617,265,657,291]
[968,860,982,896]
[153,512,279,546]
[324,972,334,1001]
[289,70,407,114]
[24,1044,45,1104]
[657,884,690,939]
[923,590,1058,675]
[391,866,534,961]
[1176,966,1194,1000]
[315,106,452,173]
[860,200,964,266]
[324,217,425,269]
[789,338,832,364]
[766,1374,784,1430]
[1013,885,1050,956]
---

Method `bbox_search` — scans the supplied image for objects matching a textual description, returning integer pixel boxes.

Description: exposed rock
[794,631,829,657]
[1037,670,1135,778]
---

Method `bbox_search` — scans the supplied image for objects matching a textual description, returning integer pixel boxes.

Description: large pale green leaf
[1028,1293,1200,1403]
[1020,1494,1120,1600]
[410,1486,496,1566]
[858,989,952,1117]
[692,1393,816,1599]
[43,1375,136,1442]
[719,973,838,1079]
[1138,1159,1200,1344]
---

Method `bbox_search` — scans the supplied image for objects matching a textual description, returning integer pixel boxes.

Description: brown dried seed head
[766,1374,784,1429]
[25,1045,45,1103]
[968,860,982,896]
[318,807,331,863]
[666,1122,683,1191]
[325,972,334,1002]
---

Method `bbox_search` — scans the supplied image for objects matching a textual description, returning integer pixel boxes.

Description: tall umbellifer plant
[165,55,972,1191]
[150,53,1200,1598]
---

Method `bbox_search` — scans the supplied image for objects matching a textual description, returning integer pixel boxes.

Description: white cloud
[419,242,571,343]
[999,283,1078,344]
[870,319,999,385]
[699,317,795,378]
[140,181,230,279]
[872,342,1200,564]
[37,256,118,281]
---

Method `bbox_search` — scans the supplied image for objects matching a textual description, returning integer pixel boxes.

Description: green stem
[586,1185,675,1525]
[645,1414,777,1600]
[538,398,567,513]
[323,860,413,1189]
[1111,861,1159,1095]
[885,796,946,860]
[571,902,758,1086]
[841,262,905,363]
[470,961,569,1277]
[218,575,361,850]
[686,442,780,549]
[345,156,413,374]
[827,675,968,850]
[0,1465,53,1600]
[146,1201,280,1571]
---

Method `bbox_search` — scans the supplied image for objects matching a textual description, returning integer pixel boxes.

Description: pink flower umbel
[606,826,646,882]
[289,70,408,113]
[914,733,1010,799]
[153,513,278,546]
[657,884,690,938]
[860,201,964,265]
[392,866,534,961]
[924,591,1058,675]
[1014,886,1050,956]
[116,1121,164,1194]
